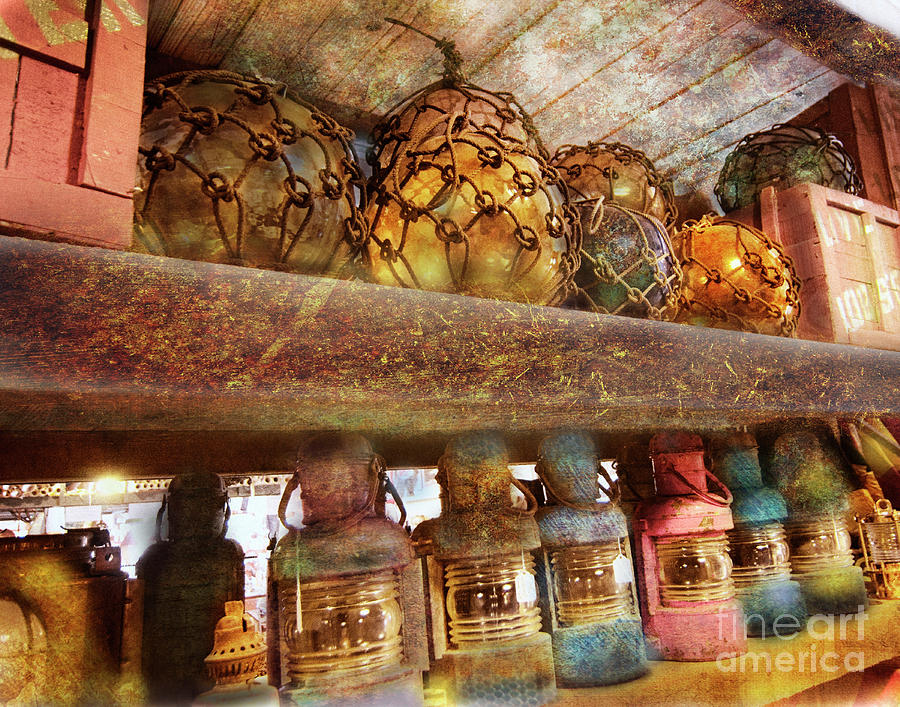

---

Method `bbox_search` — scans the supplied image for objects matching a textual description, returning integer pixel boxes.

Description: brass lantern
[715,124,861,213]
[673,216,801,336]
[552,142,677,230]
[365,20,579,305]
[134,71,368,276]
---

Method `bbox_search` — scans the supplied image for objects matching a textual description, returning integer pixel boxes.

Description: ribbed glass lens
[550,543,632,625]
[786,518,853,575]
[861,519,900,564]
[729,523,791,587]
[279,570,403,680]
[656,534,735,604]
[445,554,541,645]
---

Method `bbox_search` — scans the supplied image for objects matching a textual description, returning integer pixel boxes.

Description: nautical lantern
[196,600,277,705]
[673,215,801,336]
[769,428,868,615]
[134,70,368,276]
[715,123,861,213]
[533,431,648,686]
[365,20,579,305]
[708,432,807,637]
[551,141,677,230]
[857,499,900,599]
[136,471,245,703]
[411,432,556,705]
[565,199,681,319]
[634,432,746,661]
[268,433,426,706]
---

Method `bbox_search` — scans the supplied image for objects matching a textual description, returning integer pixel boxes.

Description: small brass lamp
[769,429,868,615]
[195,600,278,705]
[411,432,556,706]
[135,70,368,276]
[269,433,426,706]
[709,432,807,637]
[857,499,900,599]
[715,123,861,213]
[551,141,677,230]
[533,431,648,687]
[673,215,801,336]
[365,20,579,305]
[634,432,746,661]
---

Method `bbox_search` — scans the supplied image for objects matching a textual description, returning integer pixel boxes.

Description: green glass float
[715,124,861,213]
[569,200,681,320]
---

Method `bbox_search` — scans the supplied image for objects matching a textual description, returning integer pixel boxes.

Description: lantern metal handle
[656,461,733,507]
[534,454,621,510]
[278,454,396,536]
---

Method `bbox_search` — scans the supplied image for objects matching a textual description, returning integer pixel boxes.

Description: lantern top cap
[295,432,374,468]
[649,431,704,455]
[168,470,225,497]
[442,431,509,470]
[708,431,758,451]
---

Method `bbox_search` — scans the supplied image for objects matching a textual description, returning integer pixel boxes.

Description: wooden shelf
[0,235,898,477]
[555,601,900,706]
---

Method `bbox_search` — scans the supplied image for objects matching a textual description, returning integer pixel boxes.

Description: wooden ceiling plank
[147,0,183,48]
[223,0,419,103]
[531,3,761,145]
[487,0,714,113]
[656,69,845,183]
[154,0,260,67]
[596,42,833,166]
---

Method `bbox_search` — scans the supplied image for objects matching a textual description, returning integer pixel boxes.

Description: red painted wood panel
[5,56,80,182]
[0,172,132,247]
[0,0,89,69]
[0,54,18,163]
[78,0,146,195]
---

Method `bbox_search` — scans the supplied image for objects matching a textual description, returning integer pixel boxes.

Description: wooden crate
[729,183,900,351]
[789,82,900,214]
[0,0,147,248]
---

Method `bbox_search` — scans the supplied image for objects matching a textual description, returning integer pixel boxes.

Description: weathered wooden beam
[0,236,897,442]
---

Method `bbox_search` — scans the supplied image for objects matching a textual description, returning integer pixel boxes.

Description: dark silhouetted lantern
[715,124,861,213]
[673,216,801,336]
[365,20,579,305]
[134,71,368,276]
[137,471,244,703]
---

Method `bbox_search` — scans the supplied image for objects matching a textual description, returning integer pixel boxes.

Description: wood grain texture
[0,236,896,440]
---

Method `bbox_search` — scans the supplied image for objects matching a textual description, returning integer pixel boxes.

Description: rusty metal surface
[0,236,897,439]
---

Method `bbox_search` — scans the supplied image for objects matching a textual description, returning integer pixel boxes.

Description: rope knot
[179,106,220,135]
[201,171,235,202]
